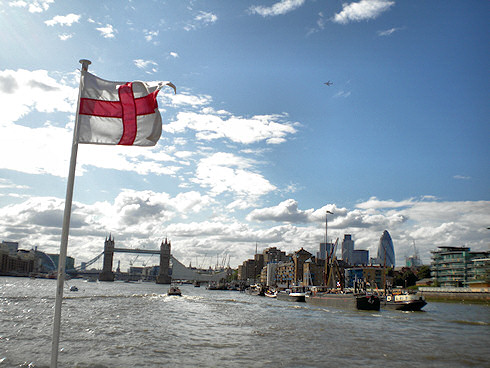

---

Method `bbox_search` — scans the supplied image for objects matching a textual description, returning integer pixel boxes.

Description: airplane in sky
[324,81,333,86]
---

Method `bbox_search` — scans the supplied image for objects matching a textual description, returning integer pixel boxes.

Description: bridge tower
[156,238,172,284]
[99,235,115,281]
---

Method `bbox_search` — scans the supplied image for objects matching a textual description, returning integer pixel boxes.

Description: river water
[0,277,489,368]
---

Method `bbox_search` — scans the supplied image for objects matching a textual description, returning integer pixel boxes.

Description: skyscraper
[342,234,354,263]
[376,230,395,268]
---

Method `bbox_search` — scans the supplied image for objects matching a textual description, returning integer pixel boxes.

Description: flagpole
[50,59,91,368]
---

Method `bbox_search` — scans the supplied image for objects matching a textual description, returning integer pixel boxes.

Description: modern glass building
[431,246,489,287]
[376,230,395,268]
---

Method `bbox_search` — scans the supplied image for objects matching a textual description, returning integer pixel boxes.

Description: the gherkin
[376,230,395,267]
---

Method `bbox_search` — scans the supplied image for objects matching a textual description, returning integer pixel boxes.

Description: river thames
[0,277,488,367]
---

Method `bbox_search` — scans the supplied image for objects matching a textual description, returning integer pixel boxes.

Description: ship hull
[382,299,427,311]
[277,292,306,302]
[306,293,380,311]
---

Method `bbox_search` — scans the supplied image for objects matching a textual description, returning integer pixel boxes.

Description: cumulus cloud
[192,152,276,197]
[0,69,76,124]
[0,190,214,265]
[9,0,54,13]
[244,197,490,266]
[250,0,306,17]
[164,111,298,145]
[333,0,394,24]
[1,191,488,269]
[44,13,81,26]
[0,69,185,177]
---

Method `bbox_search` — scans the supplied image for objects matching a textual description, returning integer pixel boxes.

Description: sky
[0,0,489,271]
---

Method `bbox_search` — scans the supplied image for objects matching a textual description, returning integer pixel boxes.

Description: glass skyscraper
[376,230,395,268]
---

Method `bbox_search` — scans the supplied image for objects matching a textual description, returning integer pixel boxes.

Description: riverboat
[206,282,227,290]
[265,289,277,298]
[167,286,182,296]
[245,284,265,296]
[276,286,306,302]
[306,287,380,311]
[382,293,427,311]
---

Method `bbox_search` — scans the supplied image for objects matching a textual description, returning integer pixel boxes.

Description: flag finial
[79,59,91,72]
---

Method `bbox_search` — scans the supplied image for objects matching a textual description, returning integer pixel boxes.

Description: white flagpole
[50,59,91,368]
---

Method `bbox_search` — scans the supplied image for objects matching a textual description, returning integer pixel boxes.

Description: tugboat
[167,286,182,296]
[382,292,427,311]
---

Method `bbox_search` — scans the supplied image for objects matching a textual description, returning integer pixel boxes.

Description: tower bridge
[94,236,227,284]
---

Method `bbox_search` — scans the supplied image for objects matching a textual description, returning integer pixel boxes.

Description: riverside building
[431,246,490,287]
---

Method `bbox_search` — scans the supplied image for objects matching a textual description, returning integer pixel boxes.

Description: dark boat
[167,286,182,296]
[306,290,380,311]
[382,293,427,311]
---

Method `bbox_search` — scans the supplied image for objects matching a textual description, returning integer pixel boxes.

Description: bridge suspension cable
[75,251,104,270]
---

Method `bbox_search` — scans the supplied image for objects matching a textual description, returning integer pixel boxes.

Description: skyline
[0,0,489,270]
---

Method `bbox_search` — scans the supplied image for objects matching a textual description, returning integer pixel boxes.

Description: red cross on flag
[78,71,176,146]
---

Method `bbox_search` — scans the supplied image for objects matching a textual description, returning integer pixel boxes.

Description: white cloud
[134,59,158,73]
[45,13,81,27]
[0,69,76,125]
[11,0,54,13]
[8,1,27,8]
[453,175,471,180]
[58,33,73,41]
[144,30,159,42]
[378,27,402,36]
[333,0,394,24]
[96,24,116,38]
[250,0,306,17]
[192,152,276,197]
[164,92,212,107]
[0,179,29,190]
[195,11,218,24]
[164,111,297,145]
[0,191,488,269]
[184,11,218,30]
[247,199,313,223]
[333,90,351,98]
[246,197,490,265]
[169,52,179,58]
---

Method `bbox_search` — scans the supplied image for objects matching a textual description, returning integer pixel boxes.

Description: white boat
[276,286,306,302]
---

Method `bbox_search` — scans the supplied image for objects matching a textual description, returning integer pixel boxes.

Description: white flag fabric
[78,71,175,146]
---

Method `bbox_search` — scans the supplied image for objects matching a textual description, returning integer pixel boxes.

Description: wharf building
[238,247,287,284]
[430,246,489,288]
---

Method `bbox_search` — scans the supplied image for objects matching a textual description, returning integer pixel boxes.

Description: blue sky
[0,0,488,270]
